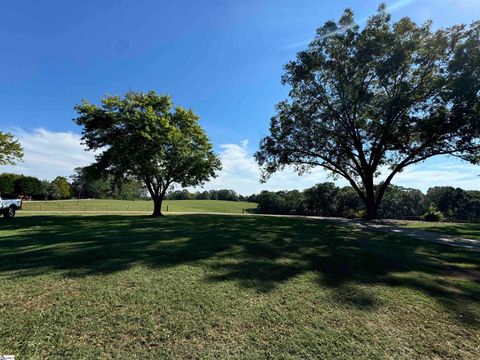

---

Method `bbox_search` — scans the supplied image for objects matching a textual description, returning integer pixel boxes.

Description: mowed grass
[1,214,479,359]
[21,199,258,214]
[400,221,480,240]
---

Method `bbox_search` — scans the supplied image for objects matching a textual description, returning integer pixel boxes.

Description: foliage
[455,193,480,222]
[51,176,71,199]
[256,5,480,219]
[252,182,480,222]
[302,183,338,216]
[425,186,480,221]
[116,179,145,200]
[343,208,367,219]
[0,173,21,196]
[74,91,221,216]
[421,205,446,222]
[1,173,72,200]
[255,184,363,217]
[13,176,43,198]
[165,189,240,201]
[379,185,427,219]
[46,180,61,200]
[337,186,363,217]
[0,131,23,165]
[195,190,211,200]
[169,189,193,200]
[426,186,466,218]
[71,167,113,199]
[256,190,307,214]
[217,189,239,201]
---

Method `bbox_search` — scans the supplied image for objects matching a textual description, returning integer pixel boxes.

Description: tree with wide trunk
[256,5,480,219]
[74,91,221,216]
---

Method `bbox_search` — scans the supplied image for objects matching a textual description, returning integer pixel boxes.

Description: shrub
[343,209,367,219]
[421,206,446,222]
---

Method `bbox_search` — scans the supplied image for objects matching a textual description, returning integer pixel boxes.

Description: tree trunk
[365,199,378,220]
[152,197,164,217]
[361,175,379,220]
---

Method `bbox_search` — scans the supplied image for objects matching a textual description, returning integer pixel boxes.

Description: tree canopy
[0,131,23,166]
[256,4,480,219]
[51,176,71,199]
[14,176,43,197]
[74,91,221,216]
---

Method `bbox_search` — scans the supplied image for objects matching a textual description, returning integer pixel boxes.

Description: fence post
[167,205,169,212]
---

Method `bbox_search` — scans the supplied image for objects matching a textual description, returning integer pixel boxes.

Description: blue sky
[1,0,479,194]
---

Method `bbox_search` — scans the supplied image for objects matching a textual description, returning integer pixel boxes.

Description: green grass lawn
[400,221,480,240]
[21,199,258,214]
[1,214,479,359]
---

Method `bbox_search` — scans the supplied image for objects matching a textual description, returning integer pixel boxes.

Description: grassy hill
[21,199,258,214]
[1,213,479,358]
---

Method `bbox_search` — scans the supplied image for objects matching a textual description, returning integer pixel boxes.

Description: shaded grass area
[400,221,480,240]
[0,214,479,359]
[21,199,258,214]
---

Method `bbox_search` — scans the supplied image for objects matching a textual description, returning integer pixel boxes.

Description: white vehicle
[0,196,22,219]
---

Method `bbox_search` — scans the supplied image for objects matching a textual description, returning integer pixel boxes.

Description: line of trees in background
[0,167,145,201]
[71,167,244,202]
[0,173,71,200]
[70,167,145,200]
[165,189,242,201]
[2,169,480,222]
[0,169,244,203]
[249,184,480,223]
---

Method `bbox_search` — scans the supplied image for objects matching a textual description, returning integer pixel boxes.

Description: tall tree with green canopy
[74,91,221,216]
[51,176,71,199]
[0,173,21,195]
[0,132,23,166]
[256,4,480,219]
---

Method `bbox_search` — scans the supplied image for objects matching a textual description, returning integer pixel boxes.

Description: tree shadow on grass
[1,214,479,326]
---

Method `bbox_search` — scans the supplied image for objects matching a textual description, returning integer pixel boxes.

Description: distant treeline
[0,170,245,202]
[148,183,480,222]
[165,189,243,201]
[250,183,480,222]
[2,169,480,222]
[0,173,72,200]
[0,169,144,201]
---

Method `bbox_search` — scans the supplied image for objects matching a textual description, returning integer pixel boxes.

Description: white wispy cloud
[191,139,335,194]
[2,129,478,193]
[1,128,98,180]
[282,0,416,50]
[195,139,480,194]
[388,0,416,11]
[393,160,480,190]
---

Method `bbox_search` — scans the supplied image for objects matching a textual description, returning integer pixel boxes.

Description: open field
[20,199,258,214]
[399,221,480,240]
[1,213,479,359]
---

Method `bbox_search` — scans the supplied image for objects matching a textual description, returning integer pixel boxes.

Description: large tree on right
[256,5,480,219]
